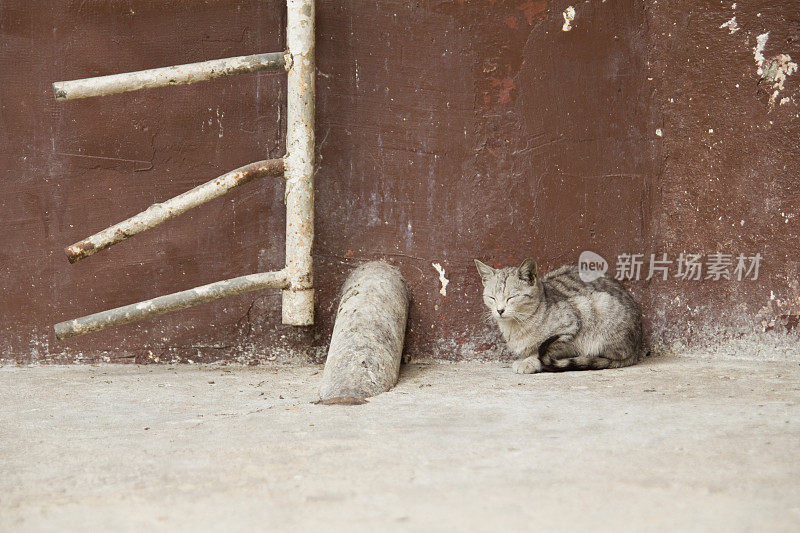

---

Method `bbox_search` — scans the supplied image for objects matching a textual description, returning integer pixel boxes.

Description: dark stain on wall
[1,1,798,364]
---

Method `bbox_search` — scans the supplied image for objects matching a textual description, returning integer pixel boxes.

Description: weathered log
[319,262,409,402]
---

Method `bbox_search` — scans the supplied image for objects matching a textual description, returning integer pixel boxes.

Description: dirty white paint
[753,32,770,75]
[765,54,798,106]
[52,52,286,101]
[283,0,316,326]
[432,262,449,297]
[719,16,739,34]
[562,6,575,32]
[752,33,798,106]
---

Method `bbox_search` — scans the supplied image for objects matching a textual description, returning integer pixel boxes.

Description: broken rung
[66,159,285,263]
[54,270,290,339]
[53,51,287,101]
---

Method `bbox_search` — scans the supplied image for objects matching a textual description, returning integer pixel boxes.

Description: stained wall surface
[1,1,797,363]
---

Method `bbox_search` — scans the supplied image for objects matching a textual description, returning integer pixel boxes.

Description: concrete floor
[1,356,799,532]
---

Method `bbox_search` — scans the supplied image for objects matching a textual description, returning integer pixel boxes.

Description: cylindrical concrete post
[320,262,409,401]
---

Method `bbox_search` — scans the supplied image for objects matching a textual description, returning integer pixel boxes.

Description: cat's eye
[487,296,495,301]
[506,296,517,303]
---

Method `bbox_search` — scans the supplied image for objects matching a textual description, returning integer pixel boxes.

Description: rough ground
[1,355,799,532]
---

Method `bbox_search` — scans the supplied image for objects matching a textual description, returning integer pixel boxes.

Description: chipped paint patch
[763,54,798,106]
[752,33,797,107]
[432,262,449,296]
[562,6,575,32]
[753,32,769,75]
[757,292,800,333]
[719,16,739,34]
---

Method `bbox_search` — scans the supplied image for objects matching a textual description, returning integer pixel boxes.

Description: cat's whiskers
[510,314,526,327]
[479,309,495,325]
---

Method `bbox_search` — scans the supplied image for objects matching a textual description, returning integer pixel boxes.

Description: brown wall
[1,1,798,364]
[646,1,800,355]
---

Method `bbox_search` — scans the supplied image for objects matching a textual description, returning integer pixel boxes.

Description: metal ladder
[53,0,316,339]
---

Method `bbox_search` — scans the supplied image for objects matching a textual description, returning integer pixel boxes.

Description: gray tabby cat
[475,258,644,373]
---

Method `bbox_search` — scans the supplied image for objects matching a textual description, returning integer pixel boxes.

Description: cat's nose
[497,308,505,316]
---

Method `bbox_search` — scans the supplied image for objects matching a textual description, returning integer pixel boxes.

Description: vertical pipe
[282,0,315,325]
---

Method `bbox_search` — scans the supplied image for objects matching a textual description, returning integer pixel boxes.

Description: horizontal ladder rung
[66,159,285,263]
[53,51,287,101]
[54,270,290,339]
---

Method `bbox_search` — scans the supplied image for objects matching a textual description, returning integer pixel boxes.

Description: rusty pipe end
[53,320,78,340]
[53,83,68,101]
[65,241,95,263]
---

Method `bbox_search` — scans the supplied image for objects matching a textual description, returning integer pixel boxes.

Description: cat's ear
[474,259,496,285]
[518,258,538,282]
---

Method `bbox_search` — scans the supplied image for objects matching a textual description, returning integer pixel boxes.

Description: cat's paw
[512,357,542,374]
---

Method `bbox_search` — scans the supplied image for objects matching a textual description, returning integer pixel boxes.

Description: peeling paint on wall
[719,16,739,34]
[762,54,798,106]
[562,6,575,32]
[757,292,800,333]
[752,32,797,107]
[432,262,449,297]
[753,32,770,73]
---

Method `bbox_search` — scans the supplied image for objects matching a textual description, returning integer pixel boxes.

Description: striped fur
[475,259,645,373]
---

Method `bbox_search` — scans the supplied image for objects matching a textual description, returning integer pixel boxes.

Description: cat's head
[474,258,543,321]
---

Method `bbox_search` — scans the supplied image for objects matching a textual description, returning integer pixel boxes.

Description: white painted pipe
[65,159,284,263]
[52,2,318,338]
[54,270,289,339]
[53,52,286,100]
[282,0,316,326]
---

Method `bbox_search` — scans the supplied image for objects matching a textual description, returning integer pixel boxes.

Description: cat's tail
[544,348,645,371]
